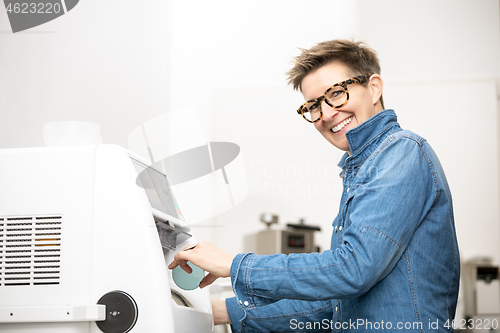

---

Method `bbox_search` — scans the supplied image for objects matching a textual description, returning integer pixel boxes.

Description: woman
[169,39,460,333]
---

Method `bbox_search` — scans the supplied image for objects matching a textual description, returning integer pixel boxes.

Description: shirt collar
[338,109,400,168]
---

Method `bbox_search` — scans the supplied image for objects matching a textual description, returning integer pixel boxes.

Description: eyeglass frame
[296,74,373,123]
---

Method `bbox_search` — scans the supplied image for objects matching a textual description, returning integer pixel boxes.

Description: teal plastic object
[172,261,205,290]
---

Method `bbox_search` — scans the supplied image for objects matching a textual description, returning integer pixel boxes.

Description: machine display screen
[131,159,185,221]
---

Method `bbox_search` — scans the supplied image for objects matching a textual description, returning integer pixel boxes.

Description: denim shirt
[226,110,460,332]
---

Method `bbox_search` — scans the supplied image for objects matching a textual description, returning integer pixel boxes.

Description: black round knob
[96,291,138,333]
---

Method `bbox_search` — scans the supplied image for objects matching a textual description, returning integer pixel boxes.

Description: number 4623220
[5,2,62,14]
[444,318,499,330]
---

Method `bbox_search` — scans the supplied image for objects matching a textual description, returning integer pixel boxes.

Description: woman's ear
[369,74,383,106]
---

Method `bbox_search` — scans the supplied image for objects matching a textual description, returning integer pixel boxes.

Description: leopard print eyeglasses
[297,74,373,123]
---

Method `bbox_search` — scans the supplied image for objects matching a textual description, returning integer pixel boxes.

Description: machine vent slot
[0,215,63,287]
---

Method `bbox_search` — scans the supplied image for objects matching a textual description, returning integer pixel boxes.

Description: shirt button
[335,306,339,312]
[239,300,242,305]
[346,187,349,193]
[334,226,338,233]
[243,301,249,306]
[339,226,343,232]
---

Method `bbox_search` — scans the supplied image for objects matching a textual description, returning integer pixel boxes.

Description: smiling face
[300,61,384,153]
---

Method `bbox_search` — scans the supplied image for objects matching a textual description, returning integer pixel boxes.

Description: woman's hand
[168,241,234,288]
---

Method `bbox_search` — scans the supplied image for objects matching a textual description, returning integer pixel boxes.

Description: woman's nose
[321,101,339,120]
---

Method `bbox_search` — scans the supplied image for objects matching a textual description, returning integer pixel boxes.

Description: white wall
[0,0,170,148]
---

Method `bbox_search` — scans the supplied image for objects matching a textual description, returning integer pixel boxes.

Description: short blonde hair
[287,39,383,108]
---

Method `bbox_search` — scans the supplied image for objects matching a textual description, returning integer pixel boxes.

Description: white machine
[0,144,214,332]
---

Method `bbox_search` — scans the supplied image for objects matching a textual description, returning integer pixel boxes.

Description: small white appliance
[244,214,320,255]
[0,144,214,332]
[462,258,500,332]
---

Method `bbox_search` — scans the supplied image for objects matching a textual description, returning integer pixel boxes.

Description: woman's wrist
[212,298,231,325]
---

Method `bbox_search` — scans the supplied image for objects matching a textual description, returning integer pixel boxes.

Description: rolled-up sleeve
[226,295,332,332]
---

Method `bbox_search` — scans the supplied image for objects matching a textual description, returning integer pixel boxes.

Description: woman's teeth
[331,116,353,133]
